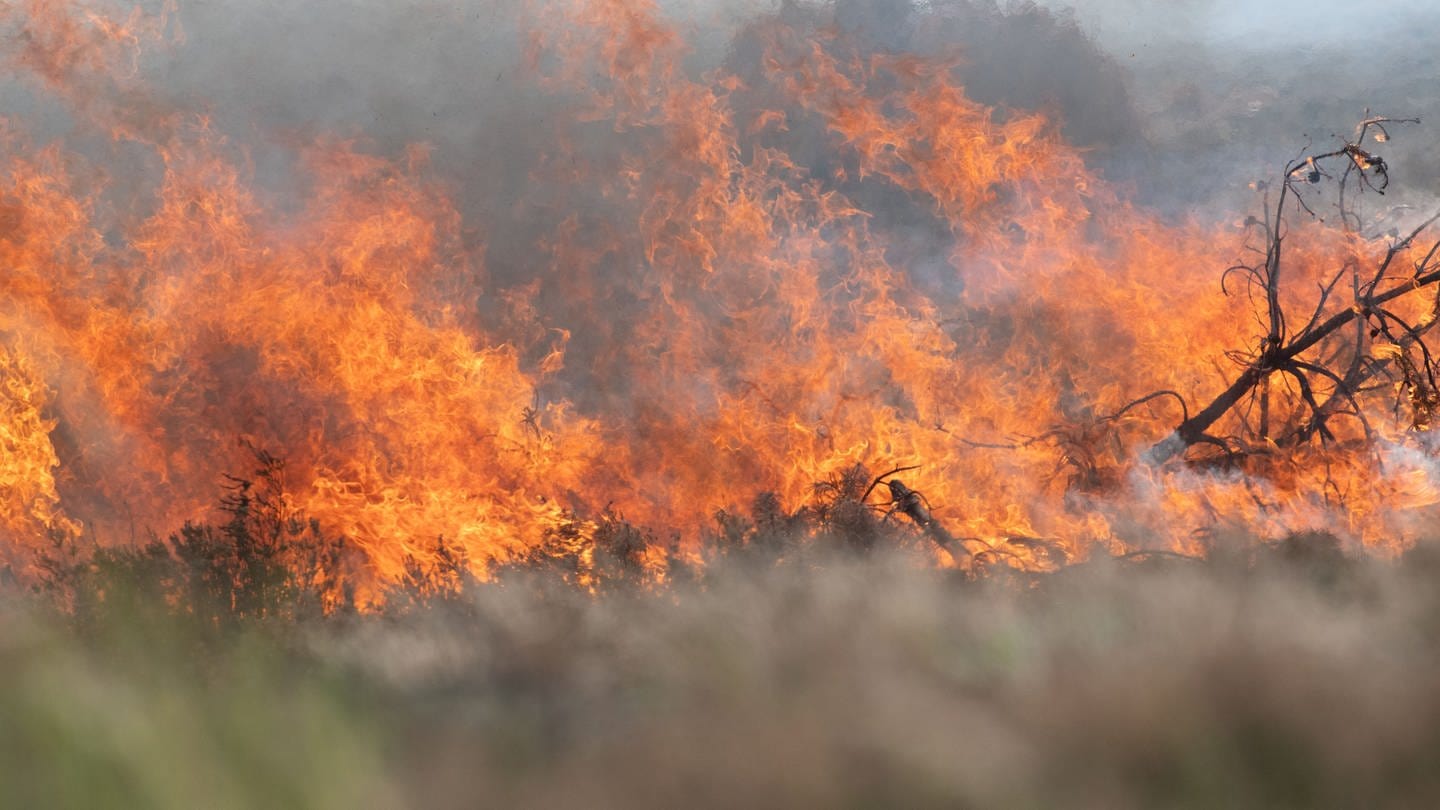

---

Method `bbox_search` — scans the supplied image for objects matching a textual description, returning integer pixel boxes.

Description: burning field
[5,0,1440,804]
[0,0,1435,590]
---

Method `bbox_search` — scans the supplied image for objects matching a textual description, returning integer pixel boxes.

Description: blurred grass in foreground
[7,532,1440,808]
[0,592,398,809]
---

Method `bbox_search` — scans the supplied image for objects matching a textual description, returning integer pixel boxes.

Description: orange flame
[0,0,1436,592]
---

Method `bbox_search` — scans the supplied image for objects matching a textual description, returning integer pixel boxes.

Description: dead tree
[1146,115,1440,465]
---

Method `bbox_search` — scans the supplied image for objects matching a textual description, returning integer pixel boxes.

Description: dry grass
[8,536,1440,808]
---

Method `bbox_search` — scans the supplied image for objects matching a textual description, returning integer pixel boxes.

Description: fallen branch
[1147,115,1440,465]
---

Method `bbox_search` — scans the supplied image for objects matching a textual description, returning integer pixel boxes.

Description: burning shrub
[33,451,363,628]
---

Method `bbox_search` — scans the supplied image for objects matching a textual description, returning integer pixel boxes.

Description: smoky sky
[1037,0,1433,49]
[1031,0,1440,207]
[4,0,1438,218]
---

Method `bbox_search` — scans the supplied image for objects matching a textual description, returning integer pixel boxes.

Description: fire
[0,0,1437,592]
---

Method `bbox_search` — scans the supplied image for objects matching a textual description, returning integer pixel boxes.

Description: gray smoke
[9,0,1434,224]
[1033,0,1440,210]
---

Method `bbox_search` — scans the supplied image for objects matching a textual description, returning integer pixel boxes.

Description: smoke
[1040,0,1432,50]
[1030,0,1440,210]
[7,0,1435,215]
[120,0,1439,223]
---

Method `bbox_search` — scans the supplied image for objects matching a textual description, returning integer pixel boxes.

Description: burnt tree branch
[1147,116,1440,465]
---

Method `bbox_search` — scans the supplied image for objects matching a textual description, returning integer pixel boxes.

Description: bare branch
[1147,116,1440,465]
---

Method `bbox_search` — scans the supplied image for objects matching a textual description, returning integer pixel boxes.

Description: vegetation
[9,469,1440,808]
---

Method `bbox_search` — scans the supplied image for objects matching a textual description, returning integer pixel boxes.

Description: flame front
[0,0,1435,591]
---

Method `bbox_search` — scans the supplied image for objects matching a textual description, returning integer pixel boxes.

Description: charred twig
[962,390,1189,453]
[861,465,961,553]
[520,390,543,439]
[859,464,922,502]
